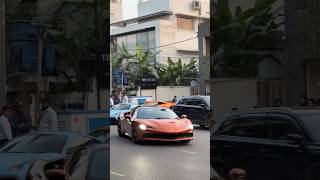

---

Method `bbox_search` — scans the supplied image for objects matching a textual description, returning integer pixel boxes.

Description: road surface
[110,125,210,180]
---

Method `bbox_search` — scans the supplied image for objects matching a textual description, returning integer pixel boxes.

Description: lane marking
[111,171,126,177]
[169,148,199,155]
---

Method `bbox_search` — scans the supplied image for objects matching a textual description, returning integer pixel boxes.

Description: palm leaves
[212,0,284,77]
[157,58,198,86]
[111,44,159,89]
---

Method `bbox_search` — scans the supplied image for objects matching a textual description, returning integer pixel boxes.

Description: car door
[211,114,267,179]
[257,114,310,180]
[190,98,208,125]
[172,98,192,117]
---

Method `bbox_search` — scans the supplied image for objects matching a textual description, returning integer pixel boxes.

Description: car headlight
[138,124,147,130]
[186,124,193,130]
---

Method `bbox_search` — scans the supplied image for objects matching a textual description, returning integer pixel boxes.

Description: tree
[212,0,284,77]
[157,58,198,86]
[111,44,159,90]
[6,0,108,95]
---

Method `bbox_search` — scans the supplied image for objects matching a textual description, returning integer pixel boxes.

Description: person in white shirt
[110,95,115,107]
[122,92,129,104]
[38,98,58,131]
[0,106,13,144]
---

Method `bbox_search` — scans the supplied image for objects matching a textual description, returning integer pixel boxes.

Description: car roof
[180,95,209,99]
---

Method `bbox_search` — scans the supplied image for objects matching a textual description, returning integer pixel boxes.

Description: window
[66,136,93,154]
[265,116,299,141]
[217,117,265,138]
[194,99,204,106]
[179,99,193,105]
[177,17,193,30]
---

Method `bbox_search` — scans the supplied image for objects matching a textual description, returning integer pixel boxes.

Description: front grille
[143,133,193,139]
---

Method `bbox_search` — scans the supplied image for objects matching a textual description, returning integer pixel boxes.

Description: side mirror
[124,114,131,120]
[181,115,187,119]
[286,134,303,145]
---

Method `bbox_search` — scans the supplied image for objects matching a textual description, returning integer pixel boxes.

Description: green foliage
[156,58,198,86]
[111,44,159,89]
[212,0,284,78]
[6,0,108,92]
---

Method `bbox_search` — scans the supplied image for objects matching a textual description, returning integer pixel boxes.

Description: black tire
[117,124,125,137]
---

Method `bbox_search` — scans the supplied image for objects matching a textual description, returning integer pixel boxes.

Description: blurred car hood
[110,110,127,117]
[0,153,66,174]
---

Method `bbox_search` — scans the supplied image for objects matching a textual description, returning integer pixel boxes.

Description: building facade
[110,0,123,23]
[111,0,210,64]
[198,21,210,95]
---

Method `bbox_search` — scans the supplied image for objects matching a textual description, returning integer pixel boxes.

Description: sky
[122,0,138,20]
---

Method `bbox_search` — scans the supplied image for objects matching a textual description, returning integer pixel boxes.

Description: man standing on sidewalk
[0,106,13,145]
[38,98,58,131]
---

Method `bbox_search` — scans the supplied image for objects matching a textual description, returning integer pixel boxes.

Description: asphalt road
[110,125,210,180]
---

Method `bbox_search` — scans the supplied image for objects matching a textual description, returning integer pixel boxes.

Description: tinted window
[1,134,67,153]
[67,136,93,154]
[265,117,299,141]
[217,117,265,138]
[88,149,109,178]
[194,99,204,106]
[298,114,320,142]
[178,99,192,105]
[137,108,178,119]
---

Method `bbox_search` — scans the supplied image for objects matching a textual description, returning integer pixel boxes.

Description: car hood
[110,110,128,117]
[136,119,192,133]
[0,153,66,173]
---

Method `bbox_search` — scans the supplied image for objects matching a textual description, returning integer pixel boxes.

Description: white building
[110,0,123,23]
[111,0,210,64]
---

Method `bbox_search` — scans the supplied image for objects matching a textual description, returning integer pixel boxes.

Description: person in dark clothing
[12,101,32,136]
[172,96,177,103]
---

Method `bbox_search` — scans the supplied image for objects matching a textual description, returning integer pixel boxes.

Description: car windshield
[137,108,178,119]
[203,96,210,107]
[298,113,320,142]
[111,104,131,110]
[0,134,68,153]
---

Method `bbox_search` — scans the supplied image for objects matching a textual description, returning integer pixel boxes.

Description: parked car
[211,107,320,180]
[110,103,138,124]
[118,107,193,144]
[172,95,212,128]
[0,131,102,180]
[44,144,109,180]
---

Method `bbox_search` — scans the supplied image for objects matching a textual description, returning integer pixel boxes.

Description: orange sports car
[143,101,176,109]
[117,107,193,144]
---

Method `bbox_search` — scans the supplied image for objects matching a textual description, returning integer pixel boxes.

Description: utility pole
[35,27,44,124]
[0,0,6,108]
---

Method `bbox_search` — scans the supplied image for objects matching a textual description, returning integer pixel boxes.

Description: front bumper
[138,130,193,142]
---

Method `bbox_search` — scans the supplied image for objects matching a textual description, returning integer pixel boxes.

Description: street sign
[140,76,157,89]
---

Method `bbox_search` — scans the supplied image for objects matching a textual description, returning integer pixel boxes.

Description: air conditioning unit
[193,0,201,10]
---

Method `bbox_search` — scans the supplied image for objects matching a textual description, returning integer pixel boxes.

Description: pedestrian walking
[0,106,13,145]
[172,96,177,103]
[12,101,32,136]
[38,98,58,131]
[122,92,129,104]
